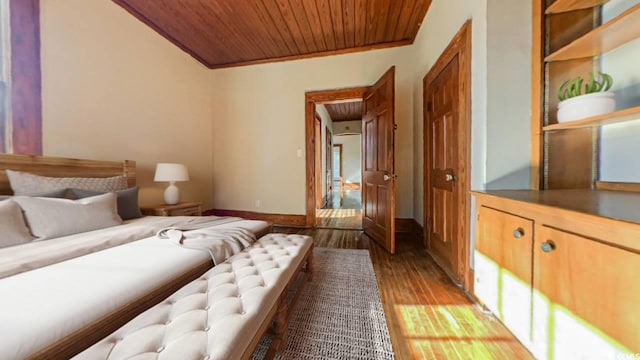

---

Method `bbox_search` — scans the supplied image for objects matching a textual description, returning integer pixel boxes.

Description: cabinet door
[474,206,533,346]
[532,225,640,359]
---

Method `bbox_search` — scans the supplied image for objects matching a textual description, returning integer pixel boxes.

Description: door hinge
[393,124,398,130]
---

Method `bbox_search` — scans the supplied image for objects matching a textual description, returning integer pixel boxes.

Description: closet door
[532,225,640,359]
[474,206,533,347]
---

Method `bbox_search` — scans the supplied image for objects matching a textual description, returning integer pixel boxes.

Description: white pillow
[13,193,123,240]
[0,199,35,248]
[6,170,128,195]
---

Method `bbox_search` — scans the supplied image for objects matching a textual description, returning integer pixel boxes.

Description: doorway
[314,102,364,230]
[305,67,397,253]
[423,21,472,287]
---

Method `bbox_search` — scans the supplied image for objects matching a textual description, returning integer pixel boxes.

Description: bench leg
[265,289,289,359]
[304,251,314,282]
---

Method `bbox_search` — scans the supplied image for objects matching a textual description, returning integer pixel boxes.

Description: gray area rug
[252,248,395,360]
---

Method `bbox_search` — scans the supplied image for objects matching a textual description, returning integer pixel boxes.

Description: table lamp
[154,163,190,205]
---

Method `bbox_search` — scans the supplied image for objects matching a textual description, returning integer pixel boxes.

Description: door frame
[305,86,369,227]
[333,143,343,188]
[423,20,472,289]
[314,114,323,209]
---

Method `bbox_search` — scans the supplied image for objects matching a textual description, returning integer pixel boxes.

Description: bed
[0,154,272,359]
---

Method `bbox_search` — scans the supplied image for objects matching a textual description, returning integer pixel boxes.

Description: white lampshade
[154,163,190,182]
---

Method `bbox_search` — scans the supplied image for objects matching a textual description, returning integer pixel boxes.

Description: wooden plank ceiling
[326,101,363,122]
[113,0,432,69]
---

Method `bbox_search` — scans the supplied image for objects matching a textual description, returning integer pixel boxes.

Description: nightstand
[140,202,203,217]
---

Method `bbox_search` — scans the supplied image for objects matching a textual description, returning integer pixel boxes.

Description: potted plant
[557,72,615,122]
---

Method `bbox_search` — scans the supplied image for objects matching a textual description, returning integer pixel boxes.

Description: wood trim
[423,20,472,290]
[395,218,414,233]
[205,209,307,227]
[315,114,323,209]
[0,154,136,195]
[531,0,545,189]
[9,0,42,155]
[305,86,369,227]
[395,218,424,239]
[595,181,640,192]
[29,259,212,359]
[208,40,414,69]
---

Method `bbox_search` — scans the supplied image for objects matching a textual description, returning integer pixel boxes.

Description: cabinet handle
[541,240,556,253]
[513,228,525,238]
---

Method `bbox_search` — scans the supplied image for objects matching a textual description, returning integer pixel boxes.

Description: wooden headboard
[0,154,136,195]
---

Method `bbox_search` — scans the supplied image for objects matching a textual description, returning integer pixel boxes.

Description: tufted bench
[72,234,313,360]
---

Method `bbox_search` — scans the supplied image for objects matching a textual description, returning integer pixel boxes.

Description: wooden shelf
[545,2,640,61]
[543,106,640,131]
[545,0,610,15]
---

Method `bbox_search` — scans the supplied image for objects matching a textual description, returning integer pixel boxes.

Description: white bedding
[0,217,272,359]
[0,216,269,279]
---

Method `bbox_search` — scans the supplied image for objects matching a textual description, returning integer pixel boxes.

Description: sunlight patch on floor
[394,304,532,359]
[316,209,359,218]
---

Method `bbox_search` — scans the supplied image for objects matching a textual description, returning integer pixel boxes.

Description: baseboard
[204,209,307,227]
[395,218,424,239]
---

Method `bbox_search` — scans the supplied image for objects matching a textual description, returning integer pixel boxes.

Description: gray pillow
[13,193,123,240]
[6,170,127,195]
[71,187,142,220]
[0,199,35,248]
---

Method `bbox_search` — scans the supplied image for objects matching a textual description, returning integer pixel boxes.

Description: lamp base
[164,182,180,205]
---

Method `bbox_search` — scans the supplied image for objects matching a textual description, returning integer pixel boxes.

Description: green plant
[558,72,613,101]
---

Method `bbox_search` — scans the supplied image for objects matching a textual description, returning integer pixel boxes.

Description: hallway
[316,189,363,229]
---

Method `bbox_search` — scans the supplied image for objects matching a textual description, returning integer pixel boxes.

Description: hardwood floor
[274,227,534,360]
[316,190,363,229]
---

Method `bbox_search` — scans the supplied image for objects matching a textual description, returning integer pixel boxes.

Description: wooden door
[315,115,323,209]
[474,206,534,349]
[363,67,396,253]
[425,56,461,278]
[325,127,332,204]
[532,225,640,359]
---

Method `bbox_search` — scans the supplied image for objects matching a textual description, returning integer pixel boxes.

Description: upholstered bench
[73,234,313,360]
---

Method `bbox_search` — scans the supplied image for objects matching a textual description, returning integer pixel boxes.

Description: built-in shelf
[545,0,610,15]
[543,106,640,131]
[545,2,640,62]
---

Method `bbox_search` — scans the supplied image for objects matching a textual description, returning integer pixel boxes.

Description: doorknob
[445,173,456,182]
[383,174,397,181]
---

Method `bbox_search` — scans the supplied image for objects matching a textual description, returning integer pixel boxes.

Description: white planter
[557,91,616,123]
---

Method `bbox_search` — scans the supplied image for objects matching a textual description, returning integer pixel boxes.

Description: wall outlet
[255,200,261,208]
[296,149,303,158]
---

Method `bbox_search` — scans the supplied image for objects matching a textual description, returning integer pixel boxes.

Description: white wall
[485,0,532,190]
[600,0,640,182]
[40,0,214,207]
[210,46,415,216]
[316,104,333,198]
[334,134,361,184]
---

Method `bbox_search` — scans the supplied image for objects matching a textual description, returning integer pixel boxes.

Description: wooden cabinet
[473,190,640,359]
[475,206,533,348]
[140,202,202,216]
[532,225,640,359]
